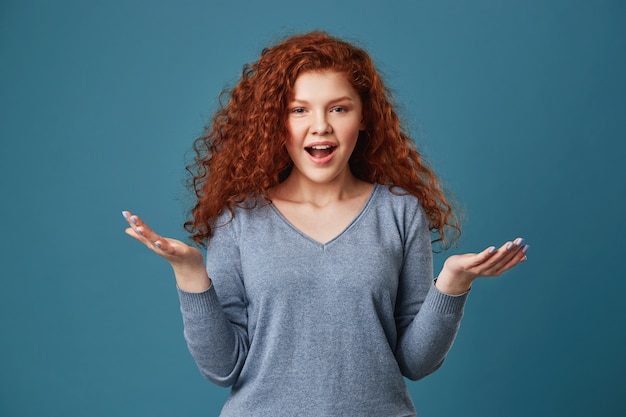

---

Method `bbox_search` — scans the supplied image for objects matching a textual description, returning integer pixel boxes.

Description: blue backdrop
[1,1,624,416]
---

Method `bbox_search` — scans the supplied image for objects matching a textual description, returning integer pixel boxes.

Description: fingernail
[515,238,525,247]
[130,216,138,225]
[154,241,161,249]
[134,228,142,235]
[506,243,514,250]
[122,211,129,220]
[522,245,530,254]
[488,246,497,254]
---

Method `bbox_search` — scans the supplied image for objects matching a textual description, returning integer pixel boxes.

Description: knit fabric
[178,184,468,416]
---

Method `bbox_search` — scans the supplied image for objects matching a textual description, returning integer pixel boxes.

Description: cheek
[286,120,303,140]
[340,121,363,141]
[287,123,308,146]
[283,137,300,160]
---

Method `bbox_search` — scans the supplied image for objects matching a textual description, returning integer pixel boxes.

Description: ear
[359,117,366,131]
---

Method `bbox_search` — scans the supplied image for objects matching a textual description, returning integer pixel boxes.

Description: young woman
[123,31,528,416]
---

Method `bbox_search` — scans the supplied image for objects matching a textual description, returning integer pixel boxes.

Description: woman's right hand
[122,211,211,292]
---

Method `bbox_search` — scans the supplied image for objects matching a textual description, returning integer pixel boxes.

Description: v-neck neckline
[269,183,379,248]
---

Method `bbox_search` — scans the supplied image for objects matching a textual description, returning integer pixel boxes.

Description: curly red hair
[185,31,459,248]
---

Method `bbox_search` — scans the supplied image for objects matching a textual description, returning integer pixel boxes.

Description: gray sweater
[178,184,468,416]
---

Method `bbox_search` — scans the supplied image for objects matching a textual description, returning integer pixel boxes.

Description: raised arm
[121,211,248,386]
[395,237,529,380]
[393,202,530,380]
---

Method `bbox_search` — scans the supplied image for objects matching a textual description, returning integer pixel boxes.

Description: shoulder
[210,197,273,236]
[374,184,423,212]
[369,184,429,231]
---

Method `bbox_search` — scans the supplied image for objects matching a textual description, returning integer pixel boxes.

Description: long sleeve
[393,200,468,381]
[178,212,249,387]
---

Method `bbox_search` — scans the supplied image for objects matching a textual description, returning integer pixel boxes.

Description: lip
[305,141,337,165]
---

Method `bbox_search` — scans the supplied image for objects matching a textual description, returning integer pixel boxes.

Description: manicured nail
[522,245,530,254]
[154,241,162,249]
[506,242,514,250]
[515,238,525,247]
[130,216,138,225]
[122,211,129,220]
[134,228,142,235]
[488,246,497,254]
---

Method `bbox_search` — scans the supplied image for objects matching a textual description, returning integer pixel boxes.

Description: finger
[477,238,526,276]
[122,211,169,251]
[489,239,527,275]
[124,226,142,241]
[468,245,499,268]
[125,225,175,255]
[153,236,171,252]
[503,237,526,259]
[472,238,519,267]
[521,244,529,261]
[494,244,529,274]
[125,213,156,240]
[122,210,143,233]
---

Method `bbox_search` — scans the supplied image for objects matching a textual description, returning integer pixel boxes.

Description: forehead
[291,70,358,100]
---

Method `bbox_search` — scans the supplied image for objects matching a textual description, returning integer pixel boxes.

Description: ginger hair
[185,31,460,248]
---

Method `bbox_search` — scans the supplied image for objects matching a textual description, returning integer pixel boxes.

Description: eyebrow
[289,96,355,105]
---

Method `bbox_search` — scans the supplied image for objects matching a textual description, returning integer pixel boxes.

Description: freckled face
[285,70,365,186]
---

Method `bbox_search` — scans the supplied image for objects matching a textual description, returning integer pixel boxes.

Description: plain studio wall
[1,1,624,416]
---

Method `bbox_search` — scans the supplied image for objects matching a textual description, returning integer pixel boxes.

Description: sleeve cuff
[177,284,221,315]
[423,282,469,314]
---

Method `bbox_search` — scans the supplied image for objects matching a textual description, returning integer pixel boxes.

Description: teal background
[1,0,624,416]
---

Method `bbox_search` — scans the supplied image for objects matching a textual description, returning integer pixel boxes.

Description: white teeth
[310,145,333,149]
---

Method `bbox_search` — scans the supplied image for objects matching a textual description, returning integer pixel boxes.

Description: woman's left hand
[435,238,529,295]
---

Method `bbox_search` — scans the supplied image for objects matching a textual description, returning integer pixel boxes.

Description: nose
[311,112,332,135]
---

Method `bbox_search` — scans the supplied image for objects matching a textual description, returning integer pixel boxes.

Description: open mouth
[305,144,336,158]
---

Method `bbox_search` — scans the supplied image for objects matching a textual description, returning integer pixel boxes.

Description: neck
[274,170,362,206]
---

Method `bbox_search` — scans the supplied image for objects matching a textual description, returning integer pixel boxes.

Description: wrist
[435,268,473,295]
[171,263,211,293]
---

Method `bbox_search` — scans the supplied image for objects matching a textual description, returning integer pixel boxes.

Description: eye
[331,106,347,113]
[291,107,306,114]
